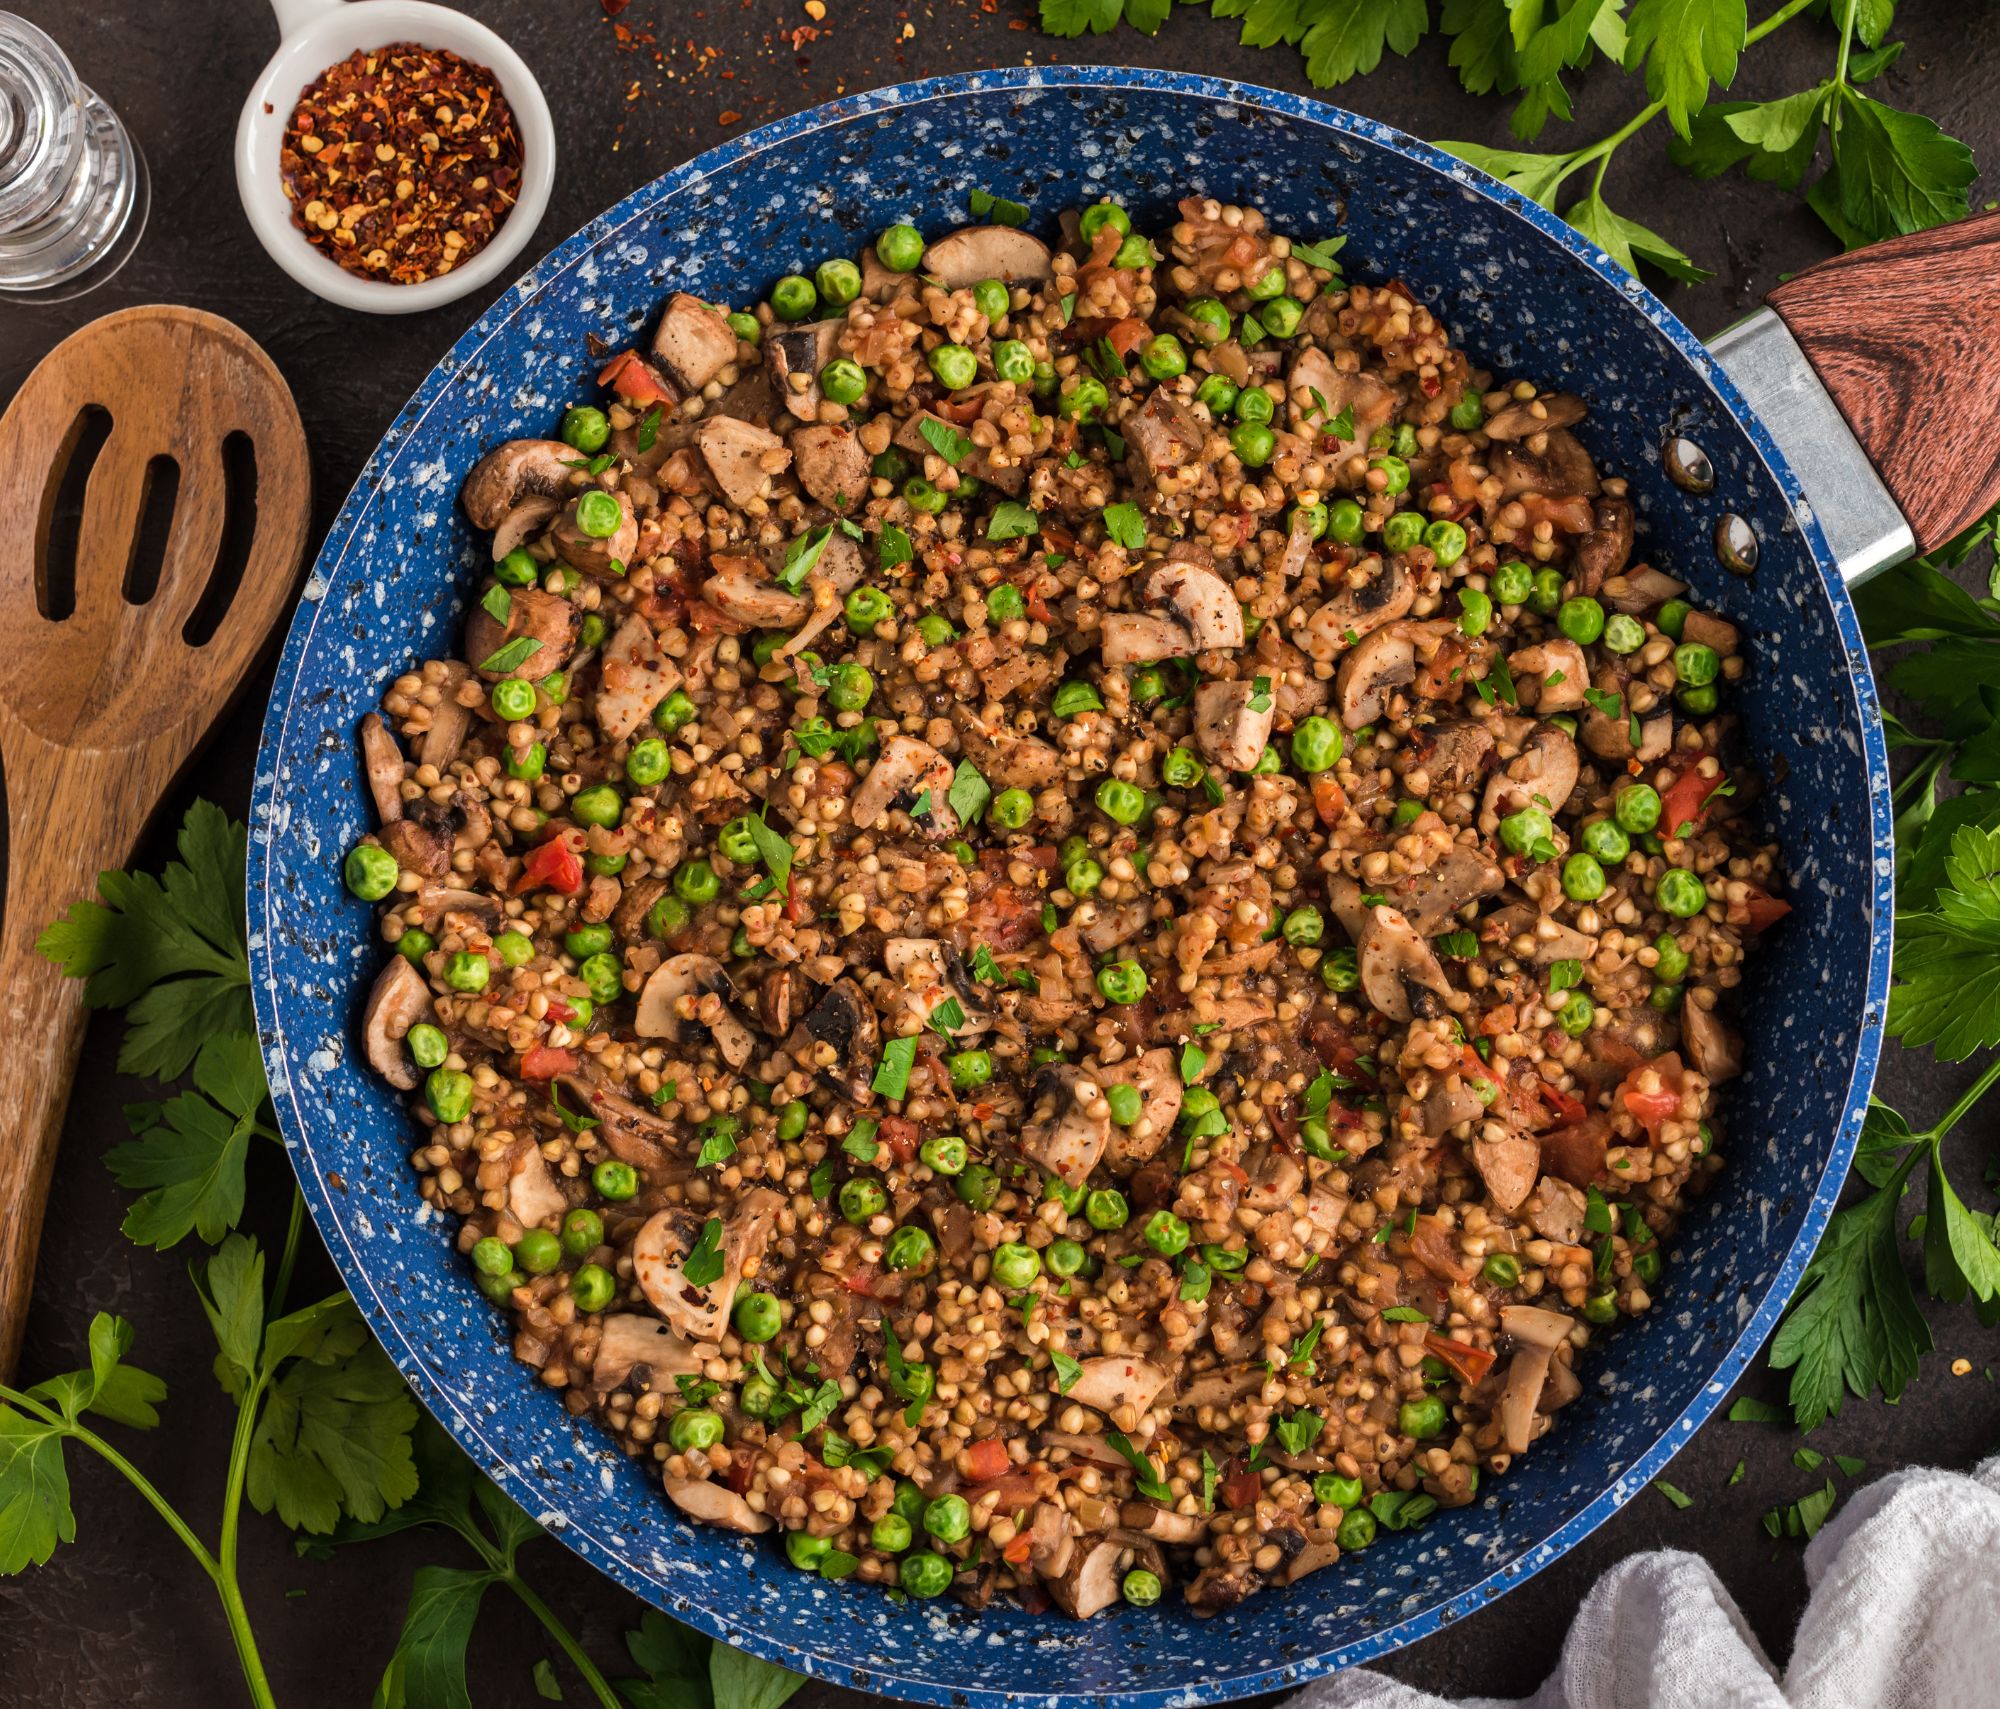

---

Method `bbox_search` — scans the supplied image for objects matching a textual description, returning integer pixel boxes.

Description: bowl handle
[268,0,344,40]
[1766,210,2000,560]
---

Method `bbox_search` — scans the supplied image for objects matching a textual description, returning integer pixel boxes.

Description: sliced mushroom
[767,320,842,423]
[859,244,907,303]
[1420,1080,1486,1137]
[550,490,638,579]
[797,977,880,1100]
[1472,1133,1542,1212]
[464,585,578,681]
[882,937,990,1038]
[506,1139,568,1228]
[1488,429,1600,500]
[695,415,790,507]
[358,713,406,825]
[1064,1356,1171,1419]
[1682,609,1741,656]
[1021,1065,1110,1188]
[1119,1500,1208,1545]
[461,439,576,531]
[596,615,683,742]
[1506,639,1588,713]
[1482,725,1581,822]
[1099,611,1196,667]
[1502,1304,1575,1349]
[1335,626,1416,728]
[634,953,755,1068]
[849,734,959,838]
[1046,1537,1124,1620]
[1145,557,1243,650]
[1193,677,1275,773]
[1106,1047,1182,1173]
[361,957,432,1091]
[949,704,1065,791]
[1406,719,1493,796]
[378,820,449,881]
[557,1076,676,1174]
[1124,385,1206,482]
[1304,557,1415,659]
[1581,674,1672,764]
[701,554,810,627]
[490,495,558,563]
[756,964,813,1038]
[1482,903,1596,966]
[664,1476,773,1534]
[417,662,472,771]
[1028,1502,1076,1578]
[650,292,737,394]
[1391,846,1506,935]
[1357,905,1452,1023]
[591,1315,702,1397]
[922,225,1053,289]
[1172,1364,1265,1413]
[1682,990,1745,1083]
[1284,353,1395,450]
[1497,1342,1556,1456]
[611,877,668,944]
[1601,566,1688,614]
[1482,391,1588,441]
[789,423,870,513]
[632,1187,782,1344]
[1525,1177,1589,1244]
[1571,494,1634,594]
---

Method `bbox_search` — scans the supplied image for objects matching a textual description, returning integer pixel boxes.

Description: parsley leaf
[1623,0,1745,140]
[876,522,914,570]
[1653,1478,1693,1509]
[481,584,512,625]
[1180,1042,1208,1085]
[746,814,795,890]
[105,1031,267,1248]
[1105,1430,1171,1500]
[681,1218,726,1287]
[947,759,991,827]
[1039,0,1130,37]
[1287,234,1347,271]
[1887,825,2000,1060]
[1049,1350,1082,1392]
[478,636,543,675]
[37,798,251,1078]
[696,1117,740,1169]
[917,417,972,467]
[1101,502,1147,550]
[777,521,857,593]
[872,1037,917,1100]
[1379,1306,1429,1323]
[1828,87,1977,244]
[1564,189,1713,283]
[985,500,1041,542]
[1273,1408,1325,1456]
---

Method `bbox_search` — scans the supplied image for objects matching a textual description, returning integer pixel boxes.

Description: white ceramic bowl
[235,0,555,314]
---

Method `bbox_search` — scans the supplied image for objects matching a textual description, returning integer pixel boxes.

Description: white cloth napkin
[1294,1456,2000,1709]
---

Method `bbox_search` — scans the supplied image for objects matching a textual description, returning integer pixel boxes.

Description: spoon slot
[33,402,112,623]
[120,453,181,609]
[183,430,259,648]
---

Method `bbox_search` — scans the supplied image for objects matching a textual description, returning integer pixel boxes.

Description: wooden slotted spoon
[0,305,309,1379]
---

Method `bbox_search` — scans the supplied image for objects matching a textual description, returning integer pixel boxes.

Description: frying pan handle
[1764,209,2000,561]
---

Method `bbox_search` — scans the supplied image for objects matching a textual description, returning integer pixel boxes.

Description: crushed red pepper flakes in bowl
[280,43,524,287]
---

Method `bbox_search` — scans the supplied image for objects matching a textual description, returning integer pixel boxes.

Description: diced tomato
[1410,1217,1473,1284]
[1003,1534,1034,1567]
[518,833,583,896]
[1659,752,1721,838]
[1623,1086,1679,1129]
[1221,1469,1262,1511]
[1423,1333,1497,1387]
[965,1439,1012,1483]
[1540,1113,1610,1185]
[519,1046,577,1082]
[1617,1051,1688,1138]
[596,348,675,406]
[1532,1078,1587,1126]
[1730,886,1792,933]
[1025,586,1054,626]
[1311,773,1348,828]
[879,1116,920,1165]
[842,1267,878,1298]
[725,1459,754,1495]
[937,392,985,425]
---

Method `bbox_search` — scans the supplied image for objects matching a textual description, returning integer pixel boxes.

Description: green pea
[1488,560,1530,606]
[1527,565,1566,616]
[1144,1210,1190,1256]
[1312,502,1360,552]
[579,953,621,1006]
[645,895,689,941]
[1113,231,1153,269]
[1482,1252,1521,1287]
[839,1177,886,1224]
[1674,641,1721,687]
[1260,296,1304,338]
[1371,454,1410,495]
[569,1264,615,1312]
[569,784,621,830]
[900,1551,953,1598]
[1136,332,1188,381]
[1416,519,1464,568]
[770,274,817,322]
[1130,666,1167,707]
[871,1511,912,1552]
[344,844,398,901]
[514,1228,561,1276]
[1649,982,1683,1012]
[1096,960,1148,1005]
[992,1242,1042,1289]
[1245,262,1285,301]
[1499,806,1554,857]
[1583,1287,1619,1325]
[1399,1396,1448,1439]
[1678,682,1719,714]
[815,257,861,307]
[560,404,610,454]
[1582,819,1630,864]
[985,787,1032,831]
[1657,598,1691,639]
[397,927,436,967]
[1282,905,1325,948]
[876,223,924,271]
[819,357,867,406]
[983,582,1025,626]
[738,1369,780,1418]
[820,664,871,716]
[1561,852,1606,902]
[1195,373,1239,416]
[1044,1238,1087,1279]
[1337,1507,1377,1549]
[901,473,947,515]
[728,310,761,345]
[1381,510,1425,553]
[955,1162,999,1212]
[1615,784,1663,834]
[1557,989,1595,1037]
[592,1159,638,1201]
[1313,1472,1365,1509]
[470,1236,514,1278]
[928,343,977,391]
[579,613,608,650]
[1448,392,1485,431]
[586,851,627,879]
[493,550,539,591]
[1656,868,1708,917]
[1085,1188,1129,1231]
[1634,1248,1664,1284]
[1233,386,1275,426]
[885,1225,935,1272]
[613,739,666,791]
[1558,596,1606,647]
[948,1049,993,1092]
[872,446,911,484]
[573,489,624,540]
[1122,1569,1163,1607]
[1185,298,1231,345]
[443,951,489,994]
[674,859,720,904]
[1291,715,1343,774]
[668,1407,724,1453]
[1094,777,1146,825]
[1653,932,1690,983]
[564,922,611,960]
[731,1290,782,1344]
[1230,420,1277,467]
[713,816,757,866]
[919,1134,967,1175]
[505,742,546,783]
[1451,586,1492,638]
[1603,612,1646,654]
[1321,946,1359,991]
[654,689,697,734]
[1104,1083,1143,1128]
[477,1269,523,1306]
[1060,375,1109,422]
[1077,201,1131,242]
[947,839,976,867]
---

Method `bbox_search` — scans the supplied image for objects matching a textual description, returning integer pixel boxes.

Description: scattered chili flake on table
[280,43,524,286]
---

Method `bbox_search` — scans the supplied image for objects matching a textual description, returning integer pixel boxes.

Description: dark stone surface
[2,3,1997,1705]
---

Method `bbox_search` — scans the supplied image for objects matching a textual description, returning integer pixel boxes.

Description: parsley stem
[1924,1052,2000,1144]
[216,1362,278,1709]
[497,1567,623,1709]
[270,1186,305,1318]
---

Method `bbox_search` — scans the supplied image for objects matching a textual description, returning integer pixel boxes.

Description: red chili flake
[279,43,525,286]
[602,0,631,12]
[718,108,742,126]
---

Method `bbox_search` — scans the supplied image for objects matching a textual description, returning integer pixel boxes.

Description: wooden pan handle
[1766,209,2000,554]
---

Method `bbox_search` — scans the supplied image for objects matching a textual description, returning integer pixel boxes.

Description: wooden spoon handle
[1766,208,2000,554]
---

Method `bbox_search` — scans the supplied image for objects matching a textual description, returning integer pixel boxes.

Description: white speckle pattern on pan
[247,67,1893,1709]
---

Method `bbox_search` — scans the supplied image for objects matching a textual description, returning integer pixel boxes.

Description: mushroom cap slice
[596,615,682,743]
[1388,845,1506,936]
[361,956,433,1091]
[557,1075,675,1174]
[1504,639,1589,713]
[1501,1303,1575,1349]
[1472,1133,1542,1211]
[1497,1343,1556,1455]
[358,713,406,825]
[634,953,754,1068]
[632,1188,782,1343]
[1145,558,1244,650]
[1046,1536,1125,1619]
[789,422,870,514]
[766,319,842,422]
[1305,556,1414,659]
[1020,1065,1110,1187]
[1571,494,1635,593]
[1193,677,1277,774]
[1357,904,1452,1023]
[1335,626,1416,728]
[416,662,472,771]
[461,439,575,532]
[1123,385,1206,481]
[1099,611,1196,668]
[1063,1356,1170,1419]
[849,734,959,838]
[796,976,880,1099]
[505,1139,568,1229]
[1483,725,1581,823]
[664,1475,773,1534]
[701,555,810,628]
[1482,391,1588,441]
[465,585,578,682]
[650,292,737,394]
[921,224,1053,289]
[949,703,1065,791]
[1601,566,1688,614]
[591,1314,702,1397]
[489,494,559,563]
[1681,989,1745,1083]
[695,415,791,507]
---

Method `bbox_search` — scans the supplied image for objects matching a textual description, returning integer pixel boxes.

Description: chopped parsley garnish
[927,997,965,1038]
[796,1379,842,1434]
[917,416,972,467]
[986,500,1040,541]
[842,1119,881,1165]
[1437,929,1478,958]
[1287,234,1347,271]
[777,518,862,592]
[1180,1043,1207,1084]
[675,1374,720,1407]
[477,636,542,675]
[1105,1431,1171,1501]
[1273,1409,1325,1456]
[1200,1450,1220,1512]
[1380,1306,1429,1323]
[747,813,794,890]
[480,584,511,624]
[947,758,991,826]
[1101,502,1147,550]
[636,404,663,452]
[1049,1350,1082,1393]
[967,187,1029,226]
[872,1037,917,1101]
[1654,1479,1693,1510]
[680,1217,726,1286]
[1248,676,1273,713]
[1475,650,1517,708]
[1549,958,1584,995]
[1288,1321,1324,1364]
[695,1117,740,1168]
[1583,686,1623,720]
[549,1080,599,1134]
[876,521,914,570]
[808,1159,834,1200]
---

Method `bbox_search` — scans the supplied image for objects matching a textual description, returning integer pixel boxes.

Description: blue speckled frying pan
[249,66,1952,1706]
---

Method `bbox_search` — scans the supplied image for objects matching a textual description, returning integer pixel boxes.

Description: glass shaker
[0,10,147,301]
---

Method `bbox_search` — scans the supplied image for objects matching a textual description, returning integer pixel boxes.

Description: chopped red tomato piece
[1003,1533,1034,1567]
[1729,886,1792,933]
[1659,752,1726,838]
[1617,1051,1688,1138]
[842,1267,878,1298]
[1311,773,1348,828]
[519,1046,577,1082]
[965,1438,1012,1483]
[1025,585,1054,626]
[725,1458,754,1494]
[596,348,674,406]
[879,1115,920,1164]
[1532,1078,1587,1126]
[1221,1468,1263,1511]
[1423,1333,1497,1387]
[518,834,583,896]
